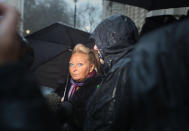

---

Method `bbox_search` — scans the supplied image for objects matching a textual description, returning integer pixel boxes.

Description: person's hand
[0,3,20,65]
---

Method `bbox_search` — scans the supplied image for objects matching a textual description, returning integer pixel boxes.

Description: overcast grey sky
[64,0,102,8]
[0,0,103,32]
[64,0,103,32]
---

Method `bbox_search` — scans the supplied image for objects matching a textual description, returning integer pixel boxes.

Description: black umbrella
[27,22,93,48]
[107,0,189,10]
[27,23,93,89]
[29,39,69,70]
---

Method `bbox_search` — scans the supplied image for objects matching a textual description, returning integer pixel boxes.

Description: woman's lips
[72,74,78,77]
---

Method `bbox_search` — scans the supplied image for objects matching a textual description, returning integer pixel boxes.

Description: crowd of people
[0,3,189,131]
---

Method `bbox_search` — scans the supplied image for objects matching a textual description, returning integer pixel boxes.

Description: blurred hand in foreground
[0,3,20,65]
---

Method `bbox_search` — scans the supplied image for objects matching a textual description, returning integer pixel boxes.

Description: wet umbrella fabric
[26,22,92,48]
[29,39,69,70]
[107,0,189,10]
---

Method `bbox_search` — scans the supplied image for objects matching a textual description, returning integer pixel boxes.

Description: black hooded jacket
[84,15,139,131]
[114,19,189,131]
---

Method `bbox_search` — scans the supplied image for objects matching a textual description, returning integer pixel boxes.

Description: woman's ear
[89,64,95,73]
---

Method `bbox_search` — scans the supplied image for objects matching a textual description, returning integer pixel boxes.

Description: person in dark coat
[140,15,177,36]
[113,18,189,131]
[0,3,61,131]
[84,15,139,131]
[56,44,101,131]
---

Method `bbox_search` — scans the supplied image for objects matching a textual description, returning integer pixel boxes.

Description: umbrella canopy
[29,39,69,70]
[107,0,189,10]
[27,22,93,48]
[27,23,93,89]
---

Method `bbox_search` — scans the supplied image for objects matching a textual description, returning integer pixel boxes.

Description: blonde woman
[59,44,101,131]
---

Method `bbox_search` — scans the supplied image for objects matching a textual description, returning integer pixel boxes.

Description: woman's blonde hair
[72,44,100,73]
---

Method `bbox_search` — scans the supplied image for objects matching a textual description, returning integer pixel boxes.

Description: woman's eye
[69,63,74,67]
[78,63,83,66]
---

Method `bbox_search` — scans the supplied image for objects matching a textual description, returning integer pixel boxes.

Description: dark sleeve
[0,63,61,130]
[0,63,41,98]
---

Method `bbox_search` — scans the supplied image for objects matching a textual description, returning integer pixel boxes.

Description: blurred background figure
[140,15,177,36]
[0,3,61,131]
[18,35,34,68]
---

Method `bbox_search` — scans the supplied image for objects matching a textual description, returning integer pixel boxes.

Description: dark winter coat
[57,75,102,131]
[84,15,139,131]
[114,19,189,131]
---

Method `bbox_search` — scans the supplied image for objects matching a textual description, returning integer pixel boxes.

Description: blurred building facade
[4,0,24,33]
[102,0,189,32]
[102,0,147,31]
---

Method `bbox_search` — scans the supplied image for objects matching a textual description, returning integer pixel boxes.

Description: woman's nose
[72,66,77,72]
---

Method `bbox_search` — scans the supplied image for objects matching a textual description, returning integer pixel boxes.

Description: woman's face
[69,53,94,82]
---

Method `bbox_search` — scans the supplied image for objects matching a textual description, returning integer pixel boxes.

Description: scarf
[68,70,96,100]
